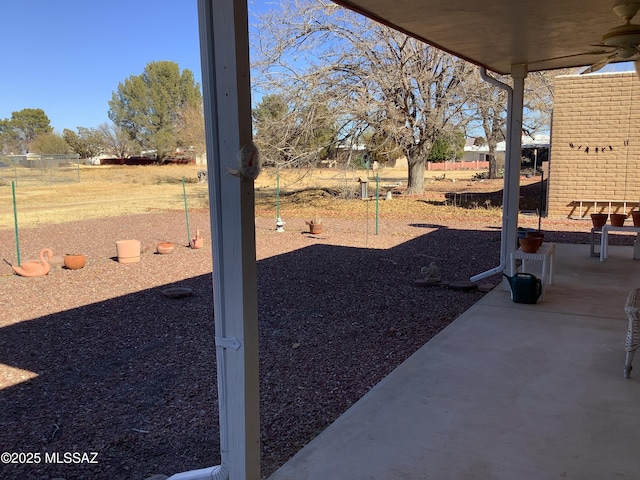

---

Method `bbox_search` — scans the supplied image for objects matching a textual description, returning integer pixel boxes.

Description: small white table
[599,225,640,261]
[509,242,555,300]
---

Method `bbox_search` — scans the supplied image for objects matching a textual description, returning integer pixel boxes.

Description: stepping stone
[162,287,193,299]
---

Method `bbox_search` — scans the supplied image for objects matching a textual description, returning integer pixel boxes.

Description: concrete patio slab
[268,243,640,480]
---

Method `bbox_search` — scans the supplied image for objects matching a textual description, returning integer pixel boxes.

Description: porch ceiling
[332,0,633,74]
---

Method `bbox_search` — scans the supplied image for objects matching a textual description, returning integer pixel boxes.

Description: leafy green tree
[29,132,70,154]
[252,94,288,166]
[253,95,288,138]
[0,108,53,154]
[108,61,202,161]
[0,118,10,154]
[63,127,105,159]
[428,131,466,162]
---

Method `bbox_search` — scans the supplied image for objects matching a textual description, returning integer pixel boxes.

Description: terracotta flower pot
[156,242,175,254]
[631,211,640,227]
[306,219,323,234]
[590,213,608,230]
[519,237,540,253]
[305,218,323,234]
[525,231,544,241]
[116,239,141,263]
[525,232,544,249]
[610,213,627,227]
[309,223,323,234]
[63,253,86,270]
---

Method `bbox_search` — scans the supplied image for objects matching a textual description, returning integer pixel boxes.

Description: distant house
[462,138,505,164]
[462,134,549,168]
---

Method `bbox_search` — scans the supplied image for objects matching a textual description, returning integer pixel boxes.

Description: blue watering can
[503,272,542,304]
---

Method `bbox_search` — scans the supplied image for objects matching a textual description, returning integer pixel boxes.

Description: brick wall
[426,160,489,170]
[549,72,640,217]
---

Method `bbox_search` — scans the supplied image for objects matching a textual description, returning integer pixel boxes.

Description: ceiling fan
[529,3,640,75]
[581,2,640,75]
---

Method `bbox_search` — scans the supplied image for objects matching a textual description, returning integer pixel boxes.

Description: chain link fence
[0,154,81,186]
[314,163,363,199]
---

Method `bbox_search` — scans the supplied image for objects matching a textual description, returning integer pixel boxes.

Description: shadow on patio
[268,242,640,479]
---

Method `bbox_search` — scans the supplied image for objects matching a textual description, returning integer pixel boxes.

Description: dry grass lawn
[0,164,209,229]
[0,162,530,230]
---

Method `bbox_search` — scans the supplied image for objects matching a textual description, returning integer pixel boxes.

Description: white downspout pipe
[471,66,527,284]
[470,68,513,282]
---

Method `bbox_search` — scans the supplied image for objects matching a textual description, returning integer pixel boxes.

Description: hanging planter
[64,253,86,270]
[631,211,640,227]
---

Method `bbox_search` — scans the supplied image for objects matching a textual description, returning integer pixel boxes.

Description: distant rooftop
[465,134,549,153]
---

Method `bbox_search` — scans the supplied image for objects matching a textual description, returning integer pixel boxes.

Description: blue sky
[1,0,206,133]
[1,1,634,134]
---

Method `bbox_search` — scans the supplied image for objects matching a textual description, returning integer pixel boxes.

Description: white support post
[193,1,260,479]
[501,64,527,289]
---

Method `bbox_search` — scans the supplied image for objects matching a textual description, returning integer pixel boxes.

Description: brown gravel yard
[0,177,630,479]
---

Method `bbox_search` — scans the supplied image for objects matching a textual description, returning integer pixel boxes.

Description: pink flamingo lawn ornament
[10,248,53,277]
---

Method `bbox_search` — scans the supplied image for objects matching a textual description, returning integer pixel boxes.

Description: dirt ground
[1,163,618,480]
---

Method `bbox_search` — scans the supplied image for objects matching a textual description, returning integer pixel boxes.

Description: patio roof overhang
[332,0,635,75]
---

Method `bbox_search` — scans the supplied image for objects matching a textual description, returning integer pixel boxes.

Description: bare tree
[465,68,578,178]
[252,0,475,193]
[465,70,509,178]
[98,122,135,159]
[524,70,576,133]
[175,102,206,159]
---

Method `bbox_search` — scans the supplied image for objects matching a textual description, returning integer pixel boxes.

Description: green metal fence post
[12,181,21,266]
